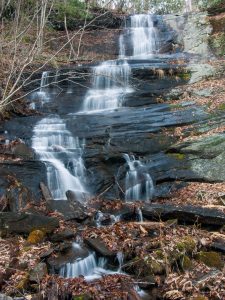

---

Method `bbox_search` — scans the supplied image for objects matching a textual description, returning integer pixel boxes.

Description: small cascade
[40,71,50,91]
[32,115,86,200]
[136,207,143,222]
[120,14,159,58]
[82,60,132,112]
[60,253,116,281]
[117,251,124,273]
[124,154,154,202]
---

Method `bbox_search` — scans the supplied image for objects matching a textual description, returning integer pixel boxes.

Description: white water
[185,0,192,12]
[60,252,118,281]
[120,14,159,58]
[136,207,144,222]
[82,60,132,112]
[32,116,86,200]
[124,154,154,202]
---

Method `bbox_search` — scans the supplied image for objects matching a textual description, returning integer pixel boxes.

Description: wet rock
[47,243,89,270]
[84,238,116,257]
[0,161,47,203]
[11,143,34,160]
[47,199,88,221]
[40,182,53,202]
[142,204,225,226]
[49,229,75,242]
[29,263,48,282]
[0,212,59,234]
[66,190,89,203]
[164,87,184,100]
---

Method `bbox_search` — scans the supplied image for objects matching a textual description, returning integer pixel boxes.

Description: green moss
[182,255,193,270]
[155,250,164,259]
[177,72,191,80]
[176,236,196,254]
[169,153,186,160]
[192,296,208,300]
[218,103,225,110]
[209,33,225,56]
[196,251,223,269]
[73,296,92,300]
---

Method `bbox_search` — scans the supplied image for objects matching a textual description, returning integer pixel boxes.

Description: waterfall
[117,251,124,273]
[136,207,143,222]
[40,71,50,91]
[124,154,154,202]
[82,60,132,112]
[59,253,117,281]
[185,0,192,12]
[80,13,158,113]
[32,115,86,200]
[120,14,159,58]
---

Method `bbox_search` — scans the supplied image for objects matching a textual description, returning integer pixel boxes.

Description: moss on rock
[196,251,223,269]
[182,255,193,270]
[27,229,46,244]
[176,236,196,254]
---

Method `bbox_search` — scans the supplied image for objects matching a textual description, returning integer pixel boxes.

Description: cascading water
[120,14,159,58]
[81,13,159,112]
[82,60,132,112]
[124,154,154,202]
[60,252,116,281]
[32,115,86,200]
[185,0,192,12]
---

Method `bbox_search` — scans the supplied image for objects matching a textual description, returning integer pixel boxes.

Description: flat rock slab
[142,204,225,226]
[84,238,116,257]
[0,212,59,234]
[47,199,88,221]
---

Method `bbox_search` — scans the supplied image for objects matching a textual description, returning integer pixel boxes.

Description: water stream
[32,13,158,284]
[32,116,86,200]
[124,154,154,202]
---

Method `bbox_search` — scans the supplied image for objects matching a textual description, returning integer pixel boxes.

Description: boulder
[84,238,116,258]
[29,263,48,282]
[0,212,59,234]
[47,199,88,221]
[11,143,34,160]
[50,229,75,242]
[142,204,225,226]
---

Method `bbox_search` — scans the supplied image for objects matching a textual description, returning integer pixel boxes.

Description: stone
[84,238,116,257]
[0,212,59,234]
[11,143,34,160]
[196,251,223,269]
[29,263,48,282]
[27,229,46,244]
[47,199,88,221]
[192,88,213,98]
[49,229,75,242]
[40,182,53,202]
[188,64,217,84]
[142,204,225,226]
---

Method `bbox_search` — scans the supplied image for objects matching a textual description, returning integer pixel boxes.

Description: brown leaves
[41,274,137,300]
